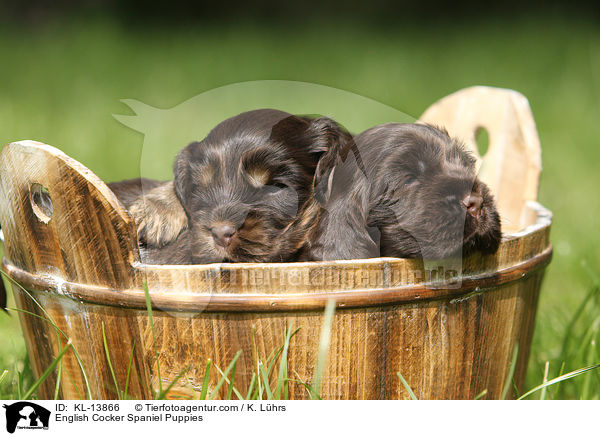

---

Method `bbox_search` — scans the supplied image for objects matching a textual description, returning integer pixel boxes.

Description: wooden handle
[419,86,541,232]
[0,141,139,289]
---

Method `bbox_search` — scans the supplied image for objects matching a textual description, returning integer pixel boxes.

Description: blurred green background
[0,3,599,398]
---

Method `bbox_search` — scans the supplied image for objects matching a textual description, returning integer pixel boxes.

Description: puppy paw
[129,181,188,247]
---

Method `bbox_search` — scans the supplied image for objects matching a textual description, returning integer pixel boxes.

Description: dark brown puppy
[111,109,353,264]
[309,123,501,261]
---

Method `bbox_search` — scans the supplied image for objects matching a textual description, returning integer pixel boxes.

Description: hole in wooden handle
[475,126,490,157]
[30,183,53,224]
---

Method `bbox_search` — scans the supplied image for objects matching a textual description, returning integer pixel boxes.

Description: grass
[3,274,597,399]
[0,15,599,399]
[0,274,334,400]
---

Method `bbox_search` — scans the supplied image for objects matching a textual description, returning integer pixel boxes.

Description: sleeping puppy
[108,178,190,263]
[309,123,501,260]
[110,109,353,264]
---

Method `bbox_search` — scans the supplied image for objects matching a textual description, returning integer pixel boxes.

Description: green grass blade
[518,363,600,400]
[276,326,299,400]
[226,360,237,400]
[501,343,519,400]
[62,363,83,400]
[124,340,136,399]
[580,323,598,400]
[9,306,91,398]
[473,389,488,400]
[102,322,121,399]
[17,368,23,399]
[312,299,335,400]
[213,364,244,400]
[540,361,550,400]
[4,273,93,399]
[245,373,257,400]
[143,282,162,398]
[53,361,62,400]
[574,316,600,361]
[208,350,242,400]
[265,345,284,379]
[397,372,418,400]
[23,340,72,400]
[551,361,566,400]
[199,359,211,400]
[559,285,599,359]
[581,261,600,288]
[259,362,273,400]
[0,370,8,387]
[251,326,262,399]
[265,344,284,370]
[287,377,321,400]
[156,365,190,400]
[8,308,64,337]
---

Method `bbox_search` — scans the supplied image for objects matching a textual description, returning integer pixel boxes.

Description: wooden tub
[0,87,552,400]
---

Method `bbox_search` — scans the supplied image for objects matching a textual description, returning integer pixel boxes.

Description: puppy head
[173,109,351,263]
[358,123,501,259]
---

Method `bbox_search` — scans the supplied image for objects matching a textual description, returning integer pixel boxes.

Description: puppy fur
[108,178,189,263]
[108,178,163,209]
[309,123,502,260]
[111,109,354,264]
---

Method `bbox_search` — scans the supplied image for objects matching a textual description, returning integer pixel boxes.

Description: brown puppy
[108,178,190,263]
[111,109,353,264]
[308,123,501,260]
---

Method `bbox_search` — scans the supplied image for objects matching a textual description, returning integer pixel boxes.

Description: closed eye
[263,180,289,194]
[405,174,418,185]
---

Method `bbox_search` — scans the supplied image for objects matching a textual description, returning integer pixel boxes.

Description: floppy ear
[302,116,354,155]
[270,115,354,157]
[313,163,335,206]
[310,150,380,261]
[269,115,311,146]
[310,192,380,261]
[308,117,367,206]
[173,143,195,209]
[270,115,358,203]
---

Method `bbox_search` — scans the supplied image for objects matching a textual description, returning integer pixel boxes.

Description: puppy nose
[211,225,236,247]
[463,194,483,218]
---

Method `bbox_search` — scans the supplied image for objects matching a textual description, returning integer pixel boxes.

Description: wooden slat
[0,141,151,399]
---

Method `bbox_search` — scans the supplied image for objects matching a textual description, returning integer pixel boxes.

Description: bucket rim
[2,246,552,312]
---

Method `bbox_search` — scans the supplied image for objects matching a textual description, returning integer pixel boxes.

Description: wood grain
[0,141,152,399]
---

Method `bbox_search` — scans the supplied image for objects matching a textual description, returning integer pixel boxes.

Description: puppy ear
[310,153,379,260]
[173,143,195,208]
[129,182,188,248]
[270,115,354,156]
[269,115,311,149]
[313,165,336,205]
[302,116,353,154]
[309,118,367,205]
[310,188,380,261]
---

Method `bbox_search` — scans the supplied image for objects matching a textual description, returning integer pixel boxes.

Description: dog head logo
[3,402,50,433]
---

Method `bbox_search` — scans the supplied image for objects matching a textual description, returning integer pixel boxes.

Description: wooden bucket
[0,87,552,400]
